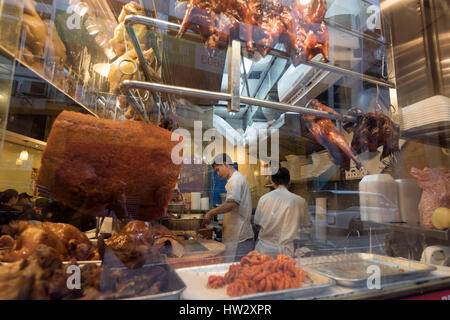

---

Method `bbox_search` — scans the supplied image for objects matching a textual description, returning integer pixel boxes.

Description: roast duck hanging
[343,108,400,161]
[303,100,400,171]
[177,0,329,65]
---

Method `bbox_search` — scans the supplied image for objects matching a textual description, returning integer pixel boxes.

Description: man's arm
[203,201,239,226]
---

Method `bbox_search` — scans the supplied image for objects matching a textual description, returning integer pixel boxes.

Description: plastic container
[395,179,422,226]
[359,174,401,223]
[200,197,210,211]
[190,192,201,210]
[285,155,307,181]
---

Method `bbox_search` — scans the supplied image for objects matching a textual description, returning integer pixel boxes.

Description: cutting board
[167,239,226,269]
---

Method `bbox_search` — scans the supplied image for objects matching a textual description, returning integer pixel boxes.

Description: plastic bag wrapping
[410,167,450,229]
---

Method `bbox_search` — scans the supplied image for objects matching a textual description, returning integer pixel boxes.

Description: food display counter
[0,0,449,301]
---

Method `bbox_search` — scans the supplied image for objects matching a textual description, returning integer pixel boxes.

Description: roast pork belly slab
[36,111,184,221]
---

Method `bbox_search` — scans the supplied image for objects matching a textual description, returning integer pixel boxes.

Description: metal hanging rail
[120,80,357,122]
[124,15,395,89]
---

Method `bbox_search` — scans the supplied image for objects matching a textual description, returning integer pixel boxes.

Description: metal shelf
[0,44,100,119]
[124,15,395,89]
[381,222,450,242]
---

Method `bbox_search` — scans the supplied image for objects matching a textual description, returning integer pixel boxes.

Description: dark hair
[19,193,32,200]
[272,167,290,186]
[1,189,19,204]
[211,153,233,168]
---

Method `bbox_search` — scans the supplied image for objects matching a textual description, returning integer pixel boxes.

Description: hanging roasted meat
[344,111,400,160]
[236,0,262,54]
[206,12,240,51]
[109,1,147,57]
[177,0,329,64]
[178,0,214,41]
[304,99,361,171]
[291,0,329,65]
[254,2,286,57]
[19,0,67,75]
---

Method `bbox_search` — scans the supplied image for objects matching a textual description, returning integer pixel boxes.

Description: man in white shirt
[203,154,254,262]
[254,167,310,257]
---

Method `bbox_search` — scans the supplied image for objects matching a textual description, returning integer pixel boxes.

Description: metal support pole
[120,80,357,122]
[228,40,241,114]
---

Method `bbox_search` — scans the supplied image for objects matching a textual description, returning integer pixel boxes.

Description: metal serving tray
[123,268,186,300]
[175,262,335,300]
[300,253,437,288]
[63,260,186,300]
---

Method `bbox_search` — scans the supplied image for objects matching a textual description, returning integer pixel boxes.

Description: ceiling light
[19,149,29,161]
[16,158,23,166]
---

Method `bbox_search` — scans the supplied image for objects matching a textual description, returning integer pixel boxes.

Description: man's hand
[202,202,238,228]
[202,211,213,227]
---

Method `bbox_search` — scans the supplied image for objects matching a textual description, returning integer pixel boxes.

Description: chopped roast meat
[0,245,72,300]
[0,244,171,300]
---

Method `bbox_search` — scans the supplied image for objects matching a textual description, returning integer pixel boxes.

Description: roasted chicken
[107,2,164,121]
[177,0,329,64]
[105,220,154,251]
[42,222,100,261]
[109,1,147,57]
[104,220,186,259]
[304,99,361,171]
[0,221,68,262]
[0,221,99,262]
[20,0,67,74]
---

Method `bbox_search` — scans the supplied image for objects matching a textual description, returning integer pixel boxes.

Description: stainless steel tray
[123,268,186,300]
[175,262,335,300]
[300,253,437,288]
[63,260,186,300]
